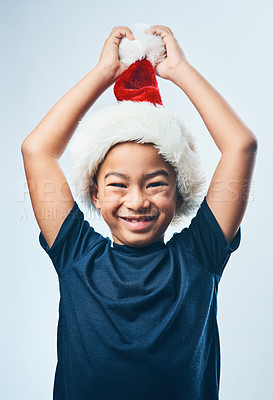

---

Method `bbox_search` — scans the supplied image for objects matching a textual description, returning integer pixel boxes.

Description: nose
[124,186,150,211]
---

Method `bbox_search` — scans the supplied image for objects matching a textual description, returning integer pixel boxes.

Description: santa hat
[69,23,205,224]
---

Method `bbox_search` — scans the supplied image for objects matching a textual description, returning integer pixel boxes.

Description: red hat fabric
[114,58,163,106]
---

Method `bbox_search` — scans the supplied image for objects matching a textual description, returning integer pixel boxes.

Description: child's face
[92,142,180,247]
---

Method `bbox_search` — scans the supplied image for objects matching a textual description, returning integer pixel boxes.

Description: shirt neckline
[111,240,166,255]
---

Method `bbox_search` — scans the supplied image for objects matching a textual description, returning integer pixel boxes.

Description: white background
[1,0,272,399]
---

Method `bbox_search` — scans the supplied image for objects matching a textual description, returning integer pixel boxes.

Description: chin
[127,239,157,248]
[113,232,164,248]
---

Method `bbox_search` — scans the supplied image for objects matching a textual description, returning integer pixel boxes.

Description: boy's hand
[96,26,135,85]
[145,25,188,82]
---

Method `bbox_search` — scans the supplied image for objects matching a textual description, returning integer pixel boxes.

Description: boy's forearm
[171,62,257,153]
[22,65,113,158]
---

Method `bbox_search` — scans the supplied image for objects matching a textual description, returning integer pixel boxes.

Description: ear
[176,194,184,209]
[91,184,101,210]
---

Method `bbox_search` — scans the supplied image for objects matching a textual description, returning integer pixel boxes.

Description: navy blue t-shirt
[39,196,241,400]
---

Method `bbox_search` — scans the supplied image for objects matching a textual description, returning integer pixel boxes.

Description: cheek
[99,189,124,213]
[160,198,177,215]
[151,188,177,210]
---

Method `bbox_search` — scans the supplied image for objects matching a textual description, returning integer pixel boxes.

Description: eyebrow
[145,169,169,179]
[104,169,169,180]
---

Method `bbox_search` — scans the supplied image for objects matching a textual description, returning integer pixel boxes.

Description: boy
[21,25,257,400]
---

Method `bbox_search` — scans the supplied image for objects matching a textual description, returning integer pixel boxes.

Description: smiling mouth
[118,215,158,231]
[119,216,157,222]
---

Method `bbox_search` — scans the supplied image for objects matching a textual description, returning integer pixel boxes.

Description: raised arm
[146,25,258,243]
[21,26,135,248]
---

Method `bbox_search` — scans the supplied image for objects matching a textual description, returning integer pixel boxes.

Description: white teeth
[123,217,154,222]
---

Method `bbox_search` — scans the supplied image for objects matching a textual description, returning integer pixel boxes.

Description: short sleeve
[172,196,241,277]
[39,202,105,276]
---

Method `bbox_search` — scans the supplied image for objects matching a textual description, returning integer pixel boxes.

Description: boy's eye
[147,182,168,188]
[108,183,127,188]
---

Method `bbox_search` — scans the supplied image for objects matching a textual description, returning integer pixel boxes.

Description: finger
[146,25,174,37]
[145,27,174,49]
[111,26,135,41]
[154,25,174,35]
[146,26,174,36]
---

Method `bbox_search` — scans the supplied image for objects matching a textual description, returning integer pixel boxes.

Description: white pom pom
[119,23,167,67]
